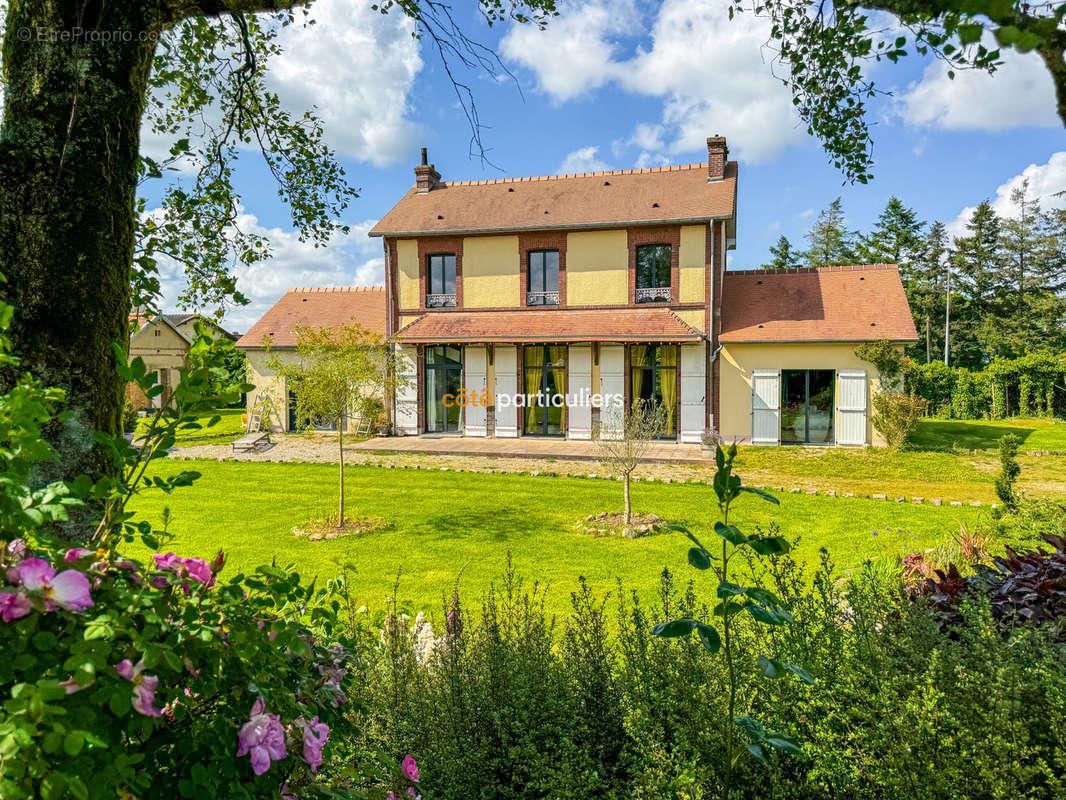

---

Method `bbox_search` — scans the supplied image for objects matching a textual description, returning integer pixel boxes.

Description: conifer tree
[804,198,856,268]
[762,236,804,269]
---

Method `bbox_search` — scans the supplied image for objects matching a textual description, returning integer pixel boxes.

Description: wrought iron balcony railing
[526,290,560,306]
[635,286,672,303]
[425,293,457,308]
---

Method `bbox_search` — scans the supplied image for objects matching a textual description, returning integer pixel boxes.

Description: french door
[425,346,463,433]
[780,370,835,444]
[523,345,566,436]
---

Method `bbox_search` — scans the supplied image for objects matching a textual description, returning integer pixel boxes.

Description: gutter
[368,214,733,239]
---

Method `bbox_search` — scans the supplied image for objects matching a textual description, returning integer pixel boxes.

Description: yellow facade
[678,224,706,303]
[718,343,883,446]
[243,348,298,431]
[674,309,705,335]
[396,239,420,309]
[462,235,520,308]
[565,230,628,306]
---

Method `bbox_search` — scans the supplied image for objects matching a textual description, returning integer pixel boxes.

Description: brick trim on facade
[518,232,567,309]
[627,225,681,305]
[418,236,464,310]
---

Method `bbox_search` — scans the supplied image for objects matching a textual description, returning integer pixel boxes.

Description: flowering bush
[0,306,363,799]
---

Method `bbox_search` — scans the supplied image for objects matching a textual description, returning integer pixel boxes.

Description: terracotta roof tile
[392,308,706,343]
[236,287,386,348]
[719,265,918,343]
[369,162,737,237]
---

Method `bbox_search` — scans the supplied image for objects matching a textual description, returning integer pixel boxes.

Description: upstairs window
[527,250,560,306]
[426,253,456,307]
[635,244,672,303]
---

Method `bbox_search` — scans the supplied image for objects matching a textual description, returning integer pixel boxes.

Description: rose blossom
[237,696,287,775]
[17,558,93,612]
[115,658,163,717]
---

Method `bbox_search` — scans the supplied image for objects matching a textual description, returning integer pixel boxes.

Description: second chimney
[707,136,728,182]
[414,147,441,193]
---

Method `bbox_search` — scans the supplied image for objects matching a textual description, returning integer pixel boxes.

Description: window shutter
[837,370,867,446]
[751,370,780,446]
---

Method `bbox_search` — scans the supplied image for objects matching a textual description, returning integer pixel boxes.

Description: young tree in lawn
[593,399,666,527]
[761,235,804,270]
[275,323,386,526]
[729,1,1066,183]
[804,198,857,268]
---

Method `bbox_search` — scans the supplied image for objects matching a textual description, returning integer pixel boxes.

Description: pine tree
[762,236,803,269]
[950,202,1002,368]
[805,198,857,268]
[915,221,950,364]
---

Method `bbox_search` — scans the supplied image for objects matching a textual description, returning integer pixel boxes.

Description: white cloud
[948,152,1066,240]
[502,0,802,164]
[152,210,384,334]
[500,0,638,102]
[268,0,424,165]
[558,145,610,173]
[897,44,1057,131]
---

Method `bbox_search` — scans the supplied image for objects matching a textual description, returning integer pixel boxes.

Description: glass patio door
[523,345,566,436]
[780,370,835,444]
[630,344,678,439]
[425,346,463,433]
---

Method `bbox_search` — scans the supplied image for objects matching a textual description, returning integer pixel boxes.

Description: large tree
[761,235,804,270]
[0,0,554,489]
[731,1,1066,182]
[804,198,856,268]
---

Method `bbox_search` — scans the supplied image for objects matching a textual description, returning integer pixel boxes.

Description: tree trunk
[925,313,931,363]
[0,3,164,487]
[338,426,345,525]
[623,471,631,526]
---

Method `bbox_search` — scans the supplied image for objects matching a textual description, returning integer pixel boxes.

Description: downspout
[384,239,396,434]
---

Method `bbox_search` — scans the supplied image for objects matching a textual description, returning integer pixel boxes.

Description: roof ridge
[727,264,899,276]
[285,286,385,293]
[435,162,718,188]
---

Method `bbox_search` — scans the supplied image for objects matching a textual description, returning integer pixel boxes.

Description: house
[126,313,236,410]
[236,287,387,431]
[239,136,918,446]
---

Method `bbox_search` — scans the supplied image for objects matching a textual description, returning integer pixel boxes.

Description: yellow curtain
[631,345,646,402]
[524,366,540,431]
[549,346,567,430]
[659,346,677,436]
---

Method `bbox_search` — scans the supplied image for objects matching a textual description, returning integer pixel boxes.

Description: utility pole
[943,263,951,366]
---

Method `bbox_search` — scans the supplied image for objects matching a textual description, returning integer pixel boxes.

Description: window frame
[426,253,457,303]
[527,249,560,306]
[635,243,672,290]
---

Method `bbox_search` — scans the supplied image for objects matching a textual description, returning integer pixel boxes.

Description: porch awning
[392,308,705,344]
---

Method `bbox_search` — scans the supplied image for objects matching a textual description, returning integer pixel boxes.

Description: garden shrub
[870,390,927,448]
[854,340,905,389]
[0,310,366,799]
[995,433,1021,510]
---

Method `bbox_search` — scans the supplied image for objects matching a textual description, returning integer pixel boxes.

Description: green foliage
[870,390,927,449]
[729,1,1064,184]
[854,339,905,386]
[0,309,364,799]
[121,398,139,433]
[994,433,1021,510]
[761,235,803,270]
[803,198,856,268]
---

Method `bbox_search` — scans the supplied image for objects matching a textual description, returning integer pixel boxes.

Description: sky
[133,0,1066,333]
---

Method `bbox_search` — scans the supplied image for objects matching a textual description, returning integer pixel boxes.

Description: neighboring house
[126,313,237,410]
[235,287,387,431]
[239,137,917,446]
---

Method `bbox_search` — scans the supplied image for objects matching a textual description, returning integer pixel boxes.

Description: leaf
[714,521,748,546]
[757,655,782,679]
[695,622,721,654]
[63,731,85,756]
[688,547,712,570]
[748,536,790,556]
[716,581,746,598]
[651,618,698,638]
[745,601,792,626]
[766,737,803,756]
[746,743,770,765]
[740,485,780,505]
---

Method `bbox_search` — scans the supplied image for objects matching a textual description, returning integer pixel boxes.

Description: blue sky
[138,0,1065,331]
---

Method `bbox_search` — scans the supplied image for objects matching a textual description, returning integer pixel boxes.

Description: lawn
[131,459,986,620]
[910,417,1066,451]
[137,407,246,447]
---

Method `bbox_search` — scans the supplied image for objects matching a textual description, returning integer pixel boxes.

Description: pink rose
[17,558,93,612]
[237,696,287,776]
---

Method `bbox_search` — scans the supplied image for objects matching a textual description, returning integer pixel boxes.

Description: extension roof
[368,162,738,237]
[236,287,387,348]
[719,265,919,343]
[391,307,706,344]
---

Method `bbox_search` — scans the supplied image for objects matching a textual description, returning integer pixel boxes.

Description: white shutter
[837,370,867,446]
[463,345,487,437]
[598,344,625,440]
[751,369,780,446]
[494,345,518,437]
[394,344,419,435]
[679,343,706,443]
[568,345,593,439]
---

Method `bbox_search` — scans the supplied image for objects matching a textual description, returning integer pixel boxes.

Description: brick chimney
[414,147,441,193]
[707,136,728,182]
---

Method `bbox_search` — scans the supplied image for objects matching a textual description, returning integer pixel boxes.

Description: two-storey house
[368,137,737,442]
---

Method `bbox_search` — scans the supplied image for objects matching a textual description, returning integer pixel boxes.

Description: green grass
[137,408,246,447]
[910,417,1066,452]
[131,459,986,620]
